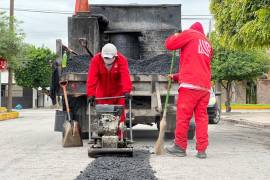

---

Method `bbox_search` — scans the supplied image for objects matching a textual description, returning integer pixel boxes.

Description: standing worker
[86,43,132,130]
[165,22,213,159]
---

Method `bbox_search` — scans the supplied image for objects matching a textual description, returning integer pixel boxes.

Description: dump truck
[53,4,197,139]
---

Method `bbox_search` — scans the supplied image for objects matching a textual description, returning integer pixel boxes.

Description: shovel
[61,81,83,147]
[79,38,93,57]
[154,51,176,155]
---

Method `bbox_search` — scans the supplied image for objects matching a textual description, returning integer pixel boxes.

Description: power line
[0,7,212,17]
[182,14,212,17]
[0,7,73,15]
[182,17,212,20]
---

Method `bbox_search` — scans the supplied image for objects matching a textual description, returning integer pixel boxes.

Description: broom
[155,51,176,155]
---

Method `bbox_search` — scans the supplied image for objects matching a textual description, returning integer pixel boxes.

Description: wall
[257,80,270,104]
[1,86,33,108]
[219,81,246,104]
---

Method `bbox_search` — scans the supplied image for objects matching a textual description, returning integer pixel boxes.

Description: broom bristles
[154,51,176,155]
[154,118,166,155]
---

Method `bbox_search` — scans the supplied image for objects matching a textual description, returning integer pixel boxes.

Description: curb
[0,111,20,121]
[223,118,270,129]
[221,105,270,110]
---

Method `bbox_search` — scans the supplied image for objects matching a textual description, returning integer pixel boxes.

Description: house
[0,70,53,108]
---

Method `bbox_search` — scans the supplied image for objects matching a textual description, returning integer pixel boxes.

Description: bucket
[54,110,68,132]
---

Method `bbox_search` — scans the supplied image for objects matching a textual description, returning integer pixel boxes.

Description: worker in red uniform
[165,22,213,159]
[86,43,132,128]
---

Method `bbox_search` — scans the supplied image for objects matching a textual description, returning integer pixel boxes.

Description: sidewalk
[221,110,270,128]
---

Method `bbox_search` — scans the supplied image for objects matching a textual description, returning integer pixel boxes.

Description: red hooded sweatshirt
[165,22,213,89]
[86,52,132,102]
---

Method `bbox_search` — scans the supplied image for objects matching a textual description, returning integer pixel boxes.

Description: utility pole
[7,0,14,111]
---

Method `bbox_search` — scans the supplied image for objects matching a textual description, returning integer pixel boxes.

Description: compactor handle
[95,96,126,100]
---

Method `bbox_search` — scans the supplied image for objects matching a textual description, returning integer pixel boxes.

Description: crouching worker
[86,43,132,138]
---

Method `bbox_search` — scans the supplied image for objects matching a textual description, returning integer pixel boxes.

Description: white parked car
[207,89,221,124]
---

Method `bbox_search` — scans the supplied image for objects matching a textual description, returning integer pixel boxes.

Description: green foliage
[210,0,270,49]
[210,32,270,110]
[211,33,270,82]
[212,49,269,81]
[0,12,24,68]
[14,45,56,89]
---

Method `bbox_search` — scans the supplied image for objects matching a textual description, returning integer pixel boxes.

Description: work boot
[166,143,186,157]
[196,151,207,159]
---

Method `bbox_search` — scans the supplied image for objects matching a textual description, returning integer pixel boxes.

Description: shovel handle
[78,38,93,57]
[60,80,68,87]
[60,81,71,121]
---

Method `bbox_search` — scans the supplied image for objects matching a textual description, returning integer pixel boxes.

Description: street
[0,109,269,180]
[1,1,270,180]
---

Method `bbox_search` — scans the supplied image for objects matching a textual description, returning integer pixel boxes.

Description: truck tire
[156,117,195,140]
[209,107,221,124]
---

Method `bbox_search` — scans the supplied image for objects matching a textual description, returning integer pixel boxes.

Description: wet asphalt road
[0,109,269,180]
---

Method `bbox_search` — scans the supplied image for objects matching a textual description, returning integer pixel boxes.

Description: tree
[0,12,24,111]
[0,12,24,68]
[210,0,270,49]
[211,33,270,111]
[15,45,56,96]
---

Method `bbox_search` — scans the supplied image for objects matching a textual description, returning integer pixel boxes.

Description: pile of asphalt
[75,150,157,180]
[62,54,91,75]
[61,54,179,75]
[128,54,179,75]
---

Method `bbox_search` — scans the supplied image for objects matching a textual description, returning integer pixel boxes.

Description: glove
[88,96,95,106]
[124,93,131,105]
[167,74,174,80]
[124,93,131,100]
[119,122,126,130]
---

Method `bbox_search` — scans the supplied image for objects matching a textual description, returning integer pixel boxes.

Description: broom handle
[163,51,177,116]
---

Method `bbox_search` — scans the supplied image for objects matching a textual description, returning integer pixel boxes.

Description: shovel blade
[73,121,83,146]
[62,121,83,147]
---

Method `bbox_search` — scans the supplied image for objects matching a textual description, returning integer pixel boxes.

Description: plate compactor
[88,96,133,158]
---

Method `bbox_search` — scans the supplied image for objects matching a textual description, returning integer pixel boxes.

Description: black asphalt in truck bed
[128,54,179,74]
[75,150,157,180]
[62,54,91,75]
[61,54,179,75]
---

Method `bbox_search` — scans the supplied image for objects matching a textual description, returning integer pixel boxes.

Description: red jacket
[165,22,213,89]
[86,52,132,100]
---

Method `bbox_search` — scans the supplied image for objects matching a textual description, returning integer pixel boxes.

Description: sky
[1,0,212,51]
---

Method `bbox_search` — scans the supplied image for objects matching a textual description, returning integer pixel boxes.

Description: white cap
[101,43,118,58]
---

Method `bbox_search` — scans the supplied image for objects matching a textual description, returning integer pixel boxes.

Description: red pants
[175,88,210,152]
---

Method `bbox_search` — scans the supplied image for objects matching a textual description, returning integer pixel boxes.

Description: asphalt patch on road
[75,150,157,180]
